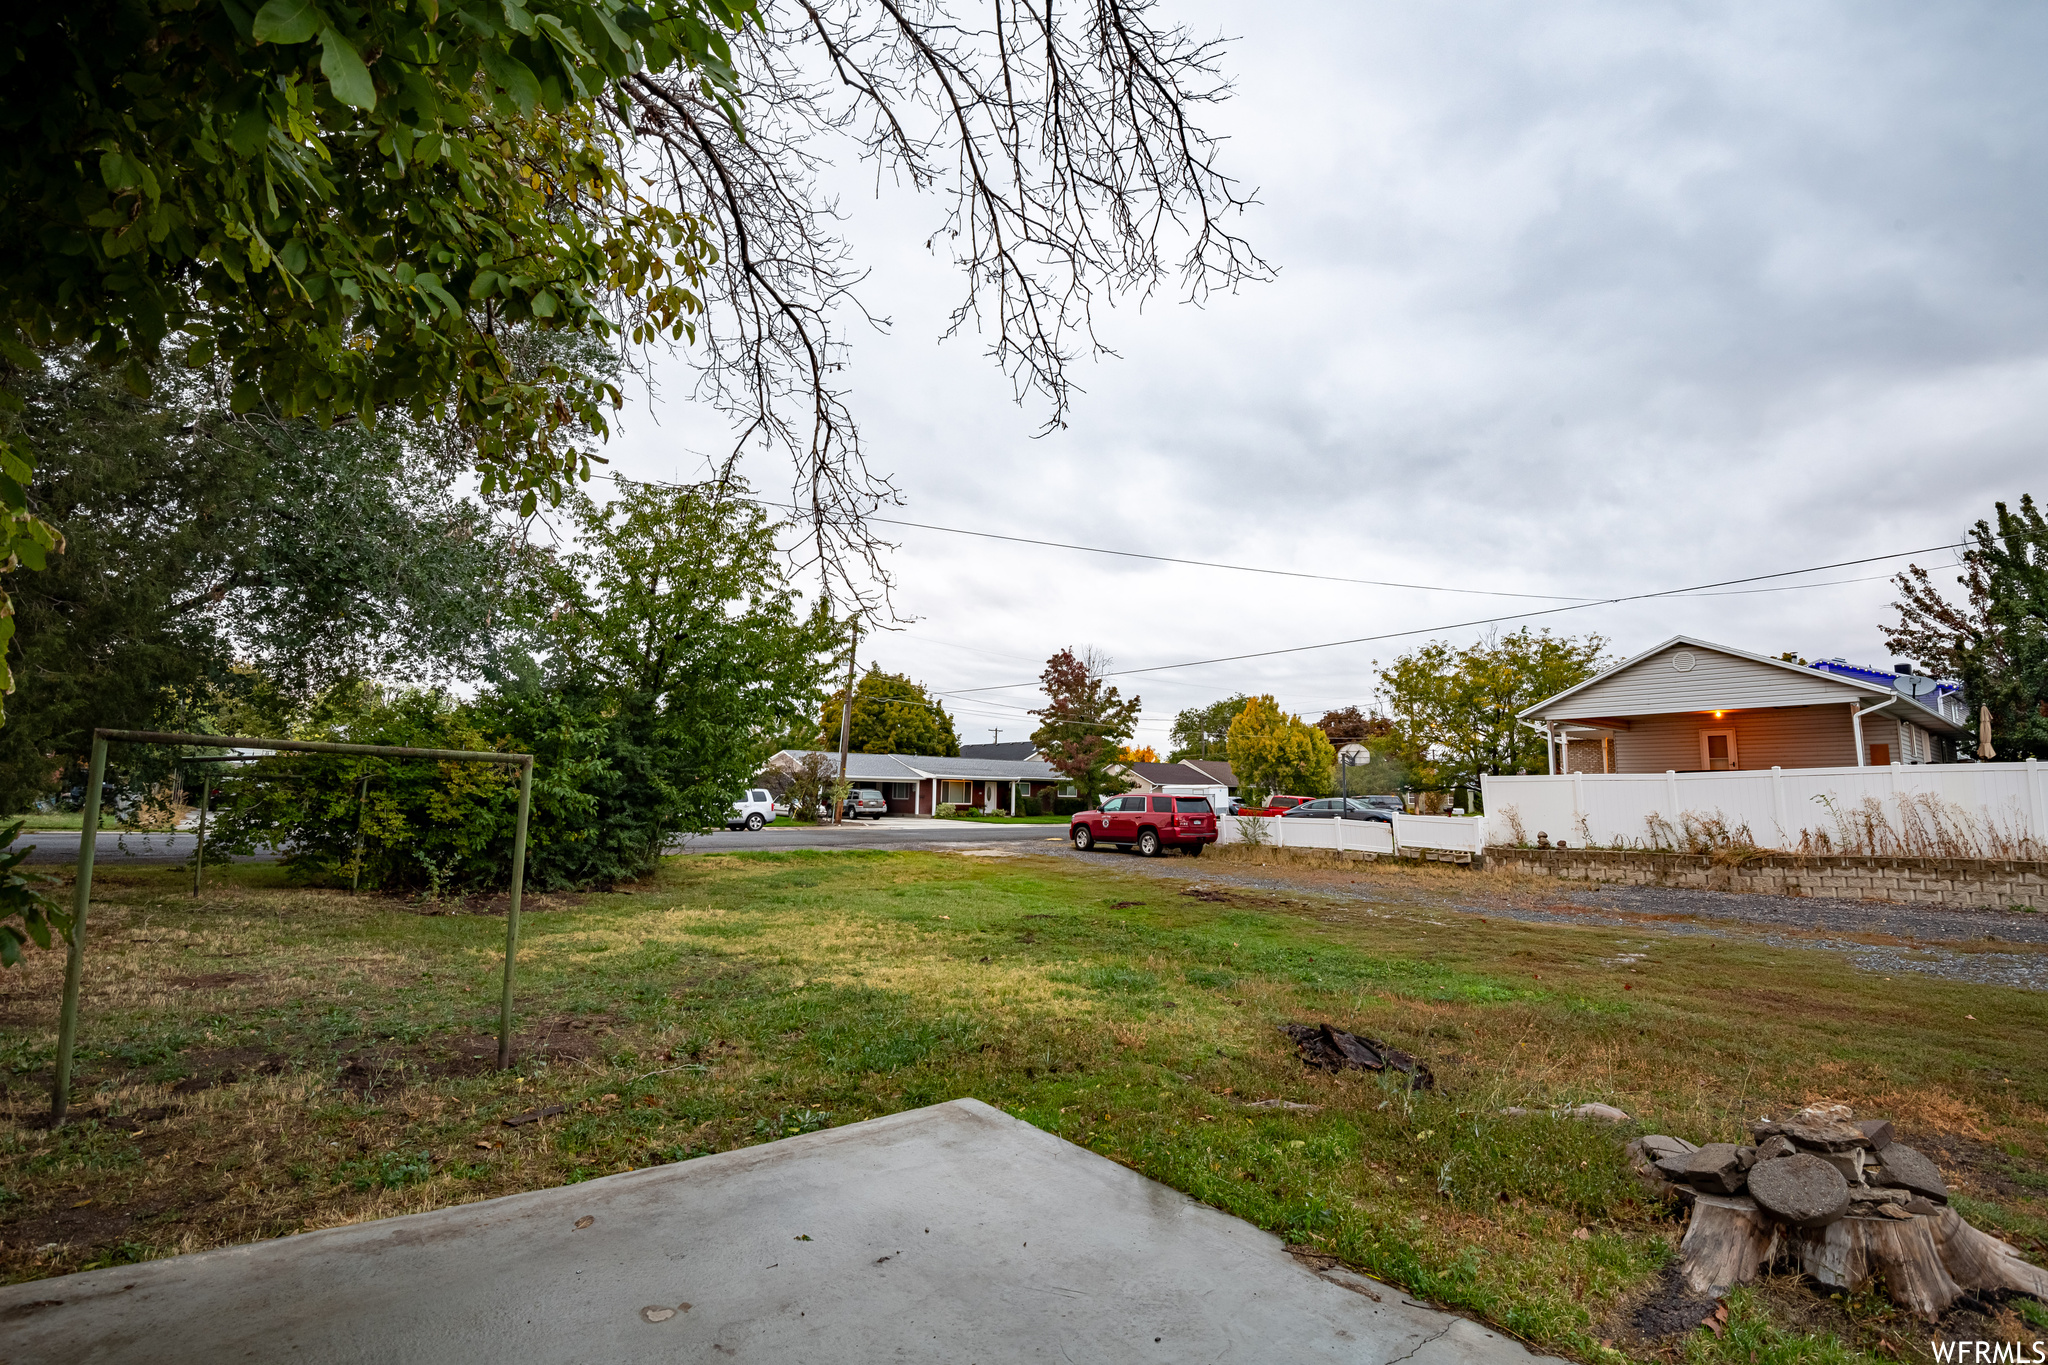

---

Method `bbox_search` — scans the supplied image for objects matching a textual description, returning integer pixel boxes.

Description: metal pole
[834,621,857,825]
[192,771,209,897]
[497,758,534,1070]
[53,735,109,1123]
[351,774,370,895]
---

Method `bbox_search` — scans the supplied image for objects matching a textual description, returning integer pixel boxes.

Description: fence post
[497,758,535,1070]
[192,772,209,898]
[52,734,109,1123]
[351,774,370,895]
[1771,767,1788,850]
[1570,772,1584,838]
[1666,770,1679,820]
[1273,814,1283,850]
[2028,757,2045,855]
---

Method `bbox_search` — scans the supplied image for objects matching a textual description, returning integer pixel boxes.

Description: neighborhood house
[1517,636,1971,774]
[767,750,1064,815]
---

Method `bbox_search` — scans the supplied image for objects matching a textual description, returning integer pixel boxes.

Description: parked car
[1280,797,1394,824]
[846,788,888,820]
[728,788,781,831]
[1236,793,1310,816]
[1068,793,1218,857]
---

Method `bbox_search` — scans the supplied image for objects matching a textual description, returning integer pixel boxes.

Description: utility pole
[835,619,858,825]
[989,728,1001,745]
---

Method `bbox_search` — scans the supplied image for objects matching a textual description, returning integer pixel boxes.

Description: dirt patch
[336,1017,615,1095]
[166,971,261,990]
[1616,1265,1718,1341]
[0,1202,134,1251]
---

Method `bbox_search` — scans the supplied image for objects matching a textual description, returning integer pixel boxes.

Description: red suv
[1070,794,1218,857]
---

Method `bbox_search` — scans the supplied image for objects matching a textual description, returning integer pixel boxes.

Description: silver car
[846,788,889,819]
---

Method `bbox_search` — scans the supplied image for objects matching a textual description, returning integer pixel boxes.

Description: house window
[1699,730,1738,771]
[940,780,971,805]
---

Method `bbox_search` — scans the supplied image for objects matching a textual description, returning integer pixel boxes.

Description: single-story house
[766,750,1063,815]
[1113,760,1240,797]
[1517,636,1970,774]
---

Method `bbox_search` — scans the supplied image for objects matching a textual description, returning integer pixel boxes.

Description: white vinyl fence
[1481,759,2048,857]
[1218,812,1487,858]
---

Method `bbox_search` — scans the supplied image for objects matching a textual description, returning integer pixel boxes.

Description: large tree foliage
[1167,694,1250,763]
[0,0,1266,689]
[0,2,748,712]
[822,666,958,756]
[0,353,533,812]
[1226,696,1333,806]
[1374,629,1609,786]
[1029,647,1138,808]
[1885,495,2047,760]
[213,476,836,890]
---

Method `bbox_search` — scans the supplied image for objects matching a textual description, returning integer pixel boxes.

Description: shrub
[1018,795,1041,816]
[932,803,960,819]
[1053,796,1087,817]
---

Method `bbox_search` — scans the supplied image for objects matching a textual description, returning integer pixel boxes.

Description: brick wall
[1485,846,2048,910]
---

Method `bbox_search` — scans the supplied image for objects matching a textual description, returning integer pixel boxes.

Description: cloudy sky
[602,0,2046,754]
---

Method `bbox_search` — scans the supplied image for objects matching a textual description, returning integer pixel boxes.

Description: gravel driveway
[1033,843,2048,992]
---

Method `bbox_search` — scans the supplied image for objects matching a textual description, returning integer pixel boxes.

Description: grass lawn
[1,850,2044,1362]
[6,814,87,832]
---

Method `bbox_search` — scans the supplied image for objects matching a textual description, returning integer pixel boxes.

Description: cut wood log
[1678,1194,1778,1295]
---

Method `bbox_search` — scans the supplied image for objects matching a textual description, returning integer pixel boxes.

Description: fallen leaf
[71,1199,93,1209]
[1571,1227,1591,1241]
[794,1234,812,1241]
[1965,1014,1976,1021]
[642,1307,676,1323]
[575,1216,595,1230]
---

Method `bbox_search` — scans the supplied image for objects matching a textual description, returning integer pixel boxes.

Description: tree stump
[1690,1203,2048,1320]
[1678,1195,1779,1295]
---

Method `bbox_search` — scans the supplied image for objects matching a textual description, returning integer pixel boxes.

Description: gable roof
[1120,761,1225,787]
[958,741,1040,761]
[1519,635,1965,734]
[1178,759,1238,786]
[768,750,1059,781]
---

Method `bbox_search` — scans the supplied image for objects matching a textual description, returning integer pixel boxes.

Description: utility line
[945,543,1963,692]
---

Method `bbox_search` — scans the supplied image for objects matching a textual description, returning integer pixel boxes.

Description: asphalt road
[6,818,1071,865]
[678,819,1070,854]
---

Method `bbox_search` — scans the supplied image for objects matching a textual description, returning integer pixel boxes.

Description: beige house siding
[1602,704,1858,772]
[1546,645,1855,719]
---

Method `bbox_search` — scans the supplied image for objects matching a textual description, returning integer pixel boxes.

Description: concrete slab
[0,1099,1561,1363]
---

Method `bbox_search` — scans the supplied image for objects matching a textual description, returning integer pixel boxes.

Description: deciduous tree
[1225,697,1333,806]
[1885,495,2047,759]
[823,667,959,757]
[1030,648,1138,808]
[1167,694,1250,762]
[1374,629,1608,786]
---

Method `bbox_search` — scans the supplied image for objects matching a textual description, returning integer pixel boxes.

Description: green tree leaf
[252,0,326,44]
[318,27,377,109]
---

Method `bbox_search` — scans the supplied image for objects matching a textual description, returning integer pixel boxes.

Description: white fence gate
[1218,813,1487,858]
[1481,759,2048,856]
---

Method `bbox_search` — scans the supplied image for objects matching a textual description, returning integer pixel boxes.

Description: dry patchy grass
[0,850,2042,1364]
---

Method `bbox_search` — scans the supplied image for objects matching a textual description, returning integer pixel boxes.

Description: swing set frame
[50,729,535,1123]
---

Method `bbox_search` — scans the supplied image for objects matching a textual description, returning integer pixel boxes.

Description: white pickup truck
[727,788,783,831]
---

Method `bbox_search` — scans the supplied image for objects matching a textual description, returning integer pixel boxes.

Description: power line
[588,473,1590,600]
[945,543,1962,692]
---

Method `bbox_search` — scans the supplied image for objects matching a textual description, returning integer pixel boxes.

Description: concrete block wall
[1484,846,2048,910]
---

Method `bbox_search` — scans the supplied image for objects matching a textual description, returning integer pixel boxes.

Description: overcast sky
[601,0,2046,753]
